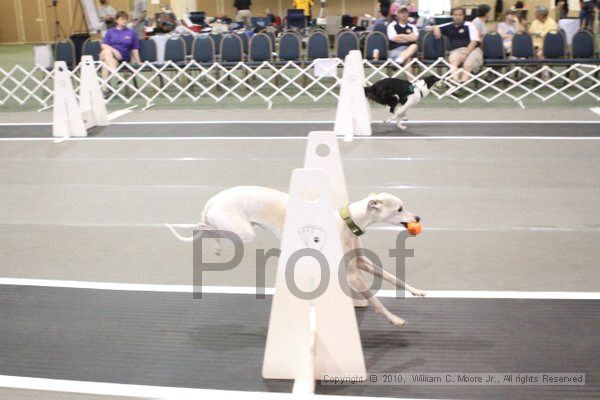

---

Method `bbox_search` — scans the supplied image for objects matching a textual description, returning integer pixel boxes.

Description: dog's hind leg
[347,263,406,327]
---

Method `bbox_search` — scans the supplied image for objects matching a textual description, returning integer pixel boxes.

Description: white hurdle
[262,131,367,393]
[79,56,109,130]
[52,61,87,138]
[52,56,109,138]
[334,50,372,142]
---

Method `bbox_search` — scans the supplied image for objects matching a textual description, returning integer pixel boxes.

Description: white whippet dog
[167,186,426,326]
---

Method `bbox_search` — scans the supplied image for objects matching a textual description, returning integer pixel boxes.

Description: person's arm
[388,25,418,43]
[131,49,141,64]
[130,34,141,64]
[433,22,450,39]
[465,39,478,55]
[464,22,480,55]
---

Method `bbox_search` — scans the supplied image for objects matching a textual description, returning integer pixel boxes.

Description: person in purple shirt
[100,11,141,95]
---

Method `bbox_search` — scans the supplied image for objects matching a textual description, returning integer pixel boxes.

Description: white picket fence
[0,57,598,109]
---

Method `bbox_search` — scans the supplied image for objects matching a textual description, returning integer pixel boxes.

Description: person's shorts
[449,47,483,71]
[388,44,416,59]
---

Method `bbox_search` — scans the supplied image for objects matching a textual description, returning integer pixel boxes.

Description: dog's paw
[397,124,407,130]
[388,315,406,327]
[411,289,427,297]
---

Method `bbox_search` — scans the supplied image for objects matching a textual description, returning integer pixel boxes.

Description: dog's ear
[368,199,382,211]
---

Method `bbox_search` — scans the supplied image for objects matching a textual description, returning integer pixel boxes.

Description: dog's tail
[165,223,214,242]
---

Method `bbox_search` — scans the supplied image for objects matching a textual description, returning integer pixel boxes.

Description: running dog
[364,76,441,130]
[167,186,426,327]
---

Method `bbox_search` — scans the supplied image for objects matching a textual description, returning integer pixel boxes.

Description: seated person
[529,5,557,59]
[497,9,522,54]
[471,4,491,37]
[434,7,482,82]
[100,11,141,96]
[387,5,418,66]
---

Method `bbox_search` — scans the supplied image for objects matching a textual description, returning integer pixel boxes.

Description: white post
[52,61,87,138]
[334,50,372,141]
[262,168,367,387]
[79,55,109,129]
[304,131,368,307]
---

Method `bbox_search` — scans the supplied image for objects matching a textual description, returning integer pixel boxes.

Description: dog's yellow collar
[339,204,364,236]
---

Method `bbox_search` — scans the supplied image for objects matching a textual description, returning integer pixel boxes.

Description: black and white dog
[364,76,441,130]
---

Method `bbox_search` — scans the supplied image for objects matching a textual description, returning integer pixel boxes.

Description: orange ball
[406,222,422,236]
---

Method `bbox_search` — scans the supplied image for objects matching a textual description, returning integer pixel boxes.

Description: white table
[558,18,580,46]
[150,34,176,64]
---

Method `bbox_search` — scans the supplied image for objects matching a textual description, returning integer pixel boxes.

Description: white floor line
[0,120,599,126]
[1,136,600,142]
[1,221,599,233]
[1,278,599,299]
[590,107,600,117]
[0,375,414,400]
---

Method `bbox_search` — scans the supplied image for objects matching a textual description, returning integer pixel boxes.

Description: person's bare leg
[100,49,119,92]
[399,44,418,79]
[448,50,463,82]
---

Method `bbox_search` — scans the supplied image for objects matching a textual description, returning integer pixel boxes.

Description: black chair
[306,30,330,61]
[482,32,505,61]
[422,31,445,61]
[55,39,76,68]
[220,34,243,64]
[139,39,158,63]
[571,29,595,59]
[511,31,534,59]
[373,23,387,35]
[81,39,101,61]
[211,33,223,55]
[192,36,215,64]
[181,34,194,56]
[249,33,272,63]
[364,31,388,62]
[278,31,302,63]
[164,36,186,65]
[417,29,426,56]
[286,9,306,30]
[335,30,359,59]
[189,11,206,25]
[542,30,566,59]
[236,32,250,55]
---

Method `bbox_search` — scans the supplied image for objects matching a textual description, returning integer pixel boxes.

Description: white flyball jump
[52,56,108,138]
[334,50,372,141]
[262,131,367,393]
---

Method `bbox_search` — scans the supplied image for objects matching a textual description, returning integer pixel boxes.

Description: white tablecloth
[150,34,175,64]
[558,19,580,46]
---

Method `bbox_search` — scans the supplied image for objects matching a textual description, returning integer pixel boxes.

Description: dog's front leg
[347,261,406,327]
[396,112,408,130]
[357,255,426,297]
